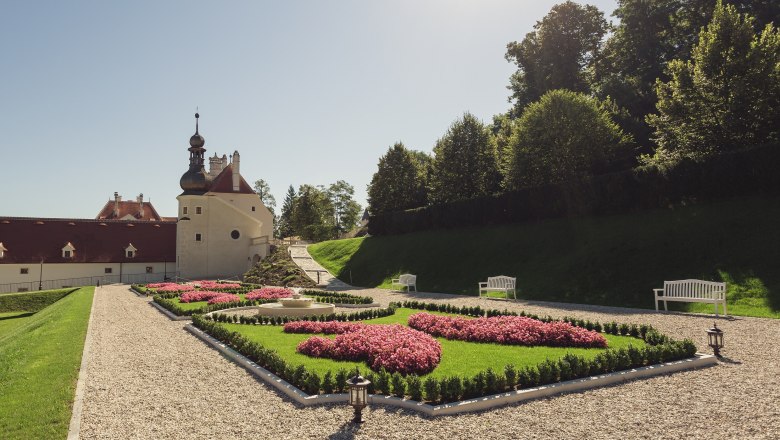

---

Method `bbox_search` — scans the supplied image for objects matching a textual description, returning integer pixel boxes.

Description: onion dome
[180,112,211,193]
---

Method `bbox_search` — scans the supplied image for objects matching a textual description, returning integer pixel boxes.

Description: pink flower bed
[408,313,607,348]
[245,287,294,300]
[180,291,228,303]
[285,321,442,375]
[147,283,196,293]
[206,294,241,305]
[194,280,242,290]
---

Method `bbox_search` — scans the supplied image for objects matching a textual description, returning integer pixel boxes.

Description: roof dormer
[62,242,76,259]
[0,242,6,259]
[125,243,137,258]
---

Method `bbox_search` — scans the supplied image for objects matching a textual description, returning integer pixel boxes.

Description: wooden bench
[479,276,516,299]
[391,274,417,292]
[654,279,727,316]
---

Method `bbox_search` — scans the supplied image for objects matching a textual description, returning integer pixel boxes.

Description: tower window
[183,207,188,215]
[231,230,240,239]
[196,206,202,214]
[195,233,202,242]
[20,268,29,274]
[251,206,256,212]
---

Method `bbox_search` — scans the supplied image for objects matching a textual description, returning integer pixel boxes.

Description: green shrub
[375,369,391,395]
[322,371,335,394]
[335,369,348,393]
[423,377,440,403]
[391,373,405,398]
[406,375,423,401]
[504,364,518,389]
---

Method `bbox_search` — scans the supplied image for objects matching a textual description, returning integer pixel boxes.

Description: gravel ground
[78,284,780,439]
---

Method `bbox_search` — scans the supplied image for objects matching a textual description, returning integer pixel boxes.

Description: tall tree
[277,185,296,239]
[504,90,632,190]
[327,180,362,235]
[430,113,501,203]
[505,1,608,114]
[646,1,780,163]
[253,179,277,217]
[291,185,335,242]
[367,143,430,214]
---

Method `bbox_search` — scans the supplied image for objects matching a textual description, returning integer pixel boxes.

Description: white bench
[391,274,417,292]
[654,279,727,316]
[479,276,516,299]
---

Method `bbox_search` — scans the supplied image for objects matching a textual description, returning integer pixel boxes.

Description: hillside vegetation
[309,196,780,318]
[244,245,316,287]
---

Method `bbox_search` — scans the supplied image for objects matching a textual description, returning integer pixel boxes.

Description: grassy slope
[0,288,77,313]
[309,196,780,318]
[0,287,94,440]
[223,308,643,379]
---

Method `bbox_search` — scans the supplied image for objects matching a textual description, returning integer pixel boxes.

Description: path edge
[66,286,99,440]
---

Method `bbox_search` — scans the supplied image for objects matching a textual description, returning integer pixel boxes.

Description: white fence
[0,272,179,294]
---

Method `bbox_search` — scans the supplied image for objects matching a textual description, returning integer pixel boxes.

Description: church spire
[180,112,210,193]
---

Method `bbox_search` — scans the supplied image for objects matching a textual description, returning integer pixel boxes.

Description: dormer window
[62,242,76,259]
[0,242,6,259]
[125,243,137,258]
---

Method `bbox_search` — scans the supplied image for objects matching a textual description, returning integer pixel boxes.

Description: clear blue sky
[0,0,617,218]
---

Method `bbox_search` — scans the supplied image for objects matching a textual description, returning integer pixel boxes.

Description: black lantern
[347,369,370,423]
[706,322,724,357]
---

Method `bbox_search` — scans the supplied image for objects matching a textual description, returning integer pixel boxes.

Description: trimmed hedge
[369,144,780,235]
[193,307,697,404]
[208,303,398,325]
[299,289,374,305]
[0,288,78,313]
[152,296,277,316]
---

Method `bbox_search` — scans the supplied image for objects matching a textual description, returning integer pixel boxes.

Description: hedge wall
[369,144,780,235]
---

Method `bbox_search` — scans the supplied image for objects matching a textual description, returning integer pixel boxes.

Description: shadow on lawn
[0,312,34,321]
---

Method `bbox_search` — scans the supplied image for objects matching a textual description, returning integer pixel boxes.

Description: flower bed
[286,321,442,375]
[180,291,226,303]
[408,312,607,348]
[147,283,196,293]
[245,287,294,300]
[194,280,243,290]
[207,294,241,304]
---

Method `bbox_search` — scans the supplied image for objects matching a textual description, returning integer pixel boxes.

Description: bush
[391,373,406,398]
[335,369,348,393]
[322,371,335,394]
[406,375,423,401]
[423,377,440,403]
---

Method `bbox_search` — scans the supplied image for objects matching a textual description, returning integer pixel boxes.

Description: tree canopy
[367,143,430,214]
[504,90,632,190]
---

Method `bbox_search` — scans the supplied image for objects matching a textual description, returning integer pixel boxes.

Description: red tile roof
[96,200,169,221]
[0,218,176,264]
[208,164,255,194]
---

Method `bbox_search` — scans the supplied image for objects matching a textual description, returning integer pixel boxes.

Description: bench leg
[655,295,658,311]
[723,300,727,316]
[664,300,668,311]
[714,301,718,317]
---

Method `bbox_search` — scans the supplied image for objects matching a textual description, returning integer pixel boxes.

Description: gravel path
[78,284,780,439]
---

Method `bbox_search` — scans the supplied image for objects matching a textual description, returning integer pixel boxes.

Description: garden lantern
[347,369,370,424]
[707,322,724,357]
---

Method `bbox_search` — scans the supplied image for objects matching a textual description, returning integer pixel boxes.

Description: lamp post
[707,322,724,357]
[347,369,370,424]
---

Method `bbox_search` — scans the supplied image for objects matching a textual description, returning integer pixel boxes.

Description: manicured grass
[0,287,94,440]
[223,308,644,379]
[309,196,780,318]
[171,294,249,311]
[0,288,77,314]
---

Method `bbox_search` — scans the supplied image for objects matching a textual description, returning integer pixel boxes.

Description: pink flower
[288,321,442,375]
[180,290,227,303]
[246,287,294,300]
[194,280,242,290]
[149,283,196,293]
[206,294,241,304]
[408,313,607,348]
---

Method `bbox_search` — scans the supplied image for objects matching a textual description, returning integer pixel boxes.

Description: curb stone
[66,286,99,440]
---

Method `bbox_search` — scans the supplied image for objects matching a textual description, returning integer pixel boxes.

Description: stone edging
[66,286,99,440]
[185,323,718,416]
[150,300,192,321]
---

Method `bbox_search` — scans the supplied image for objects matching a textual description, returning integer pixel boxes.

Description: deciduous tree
[367,143,430,214]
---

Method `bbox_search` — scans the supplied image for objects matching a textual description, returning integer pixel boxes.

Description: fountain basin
[278,297,314,308]
[256,302,335,317]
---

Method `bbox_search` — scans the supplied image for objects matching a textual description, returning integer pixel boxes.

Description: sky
[0,0,617,219]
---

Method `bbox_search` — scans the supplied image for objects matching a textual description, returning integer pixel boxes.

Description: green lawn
[0,287,94,440]
[223,308,644,379]
[309,196,780,318]
[171,294,249,311]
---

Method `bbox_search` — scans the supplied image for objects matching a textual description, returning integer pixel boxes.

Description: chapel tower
[175,113,273,279]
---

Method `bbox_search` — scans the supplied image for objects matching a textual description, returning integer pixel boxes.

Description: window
[127,250,135,258]
[195,233,202,242]
[183,206,188,215]
[62,242,75,259]
[104,268,113,274]
[64,250,71,258]
[231,230,240,239]
[20,268,29,274]
[145,266,153,274]
[251,206,256,212]
[196,206,202,214]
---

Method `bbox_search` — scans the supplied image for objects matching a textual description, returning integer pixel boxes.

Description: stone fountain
[256,292,335,317]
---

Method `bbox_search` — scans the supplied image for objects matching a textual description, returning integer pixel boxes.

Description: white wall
[0,261,176,293]
[176,192,272,279]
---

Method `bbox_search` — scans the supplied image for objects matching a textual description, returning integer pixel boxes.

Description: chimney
[232,150,240,191]
[209,153,221,177]
[137,193,144,218]
[221,154,228,171]
[113,192,121,217]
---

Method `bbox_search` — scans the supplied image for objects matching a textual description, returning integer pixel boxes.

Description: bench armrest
[653,288,664,293]
[391,278,400,284]
[478,282,488,288]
